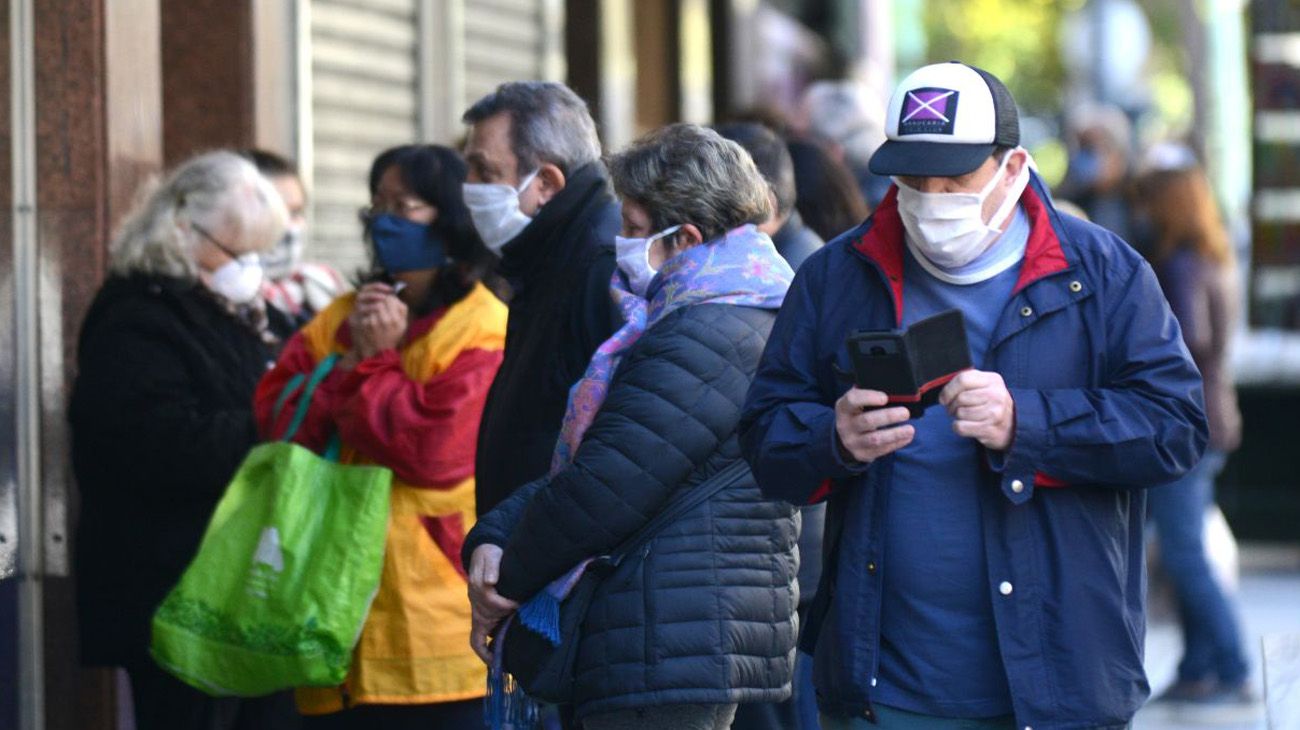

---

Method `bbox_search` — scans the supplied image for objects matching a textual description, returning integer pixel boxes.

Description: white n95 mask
[895,150,1029,268]
[209,253,265,304]
[462,169,539,255]
[615,225,682,297]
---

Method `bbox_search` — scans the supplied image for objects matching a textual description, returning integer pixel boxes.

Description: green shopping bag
[151,353,393,696]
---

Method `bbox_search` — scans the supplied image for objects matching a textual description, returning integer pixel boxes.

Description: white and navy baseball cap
[869,61,1020,178]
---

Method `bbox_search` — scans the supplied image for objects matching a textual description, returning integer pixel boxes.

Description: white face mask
[894,150,1029,269]
[462,169,539,255]
[615,225,681,297]
[260,225,304,280]
[209,253,265,304]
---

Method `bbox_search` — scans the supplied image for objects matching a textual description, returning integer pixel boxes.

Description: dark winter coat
[70,274,278,666]
[465,303,799,719]
[474,162,622,515]
[742,175,1207,729]
[771,211,824,273]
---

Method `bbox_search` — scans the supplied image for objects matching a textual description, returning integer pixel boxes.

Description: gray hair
[608,123,774,243]
[462,81,602,175]
[109,150,288,279]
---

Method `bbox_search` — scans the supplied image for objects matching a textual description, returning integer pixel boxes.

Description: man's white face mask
[894,150,1029,269]
[462,169,539,255]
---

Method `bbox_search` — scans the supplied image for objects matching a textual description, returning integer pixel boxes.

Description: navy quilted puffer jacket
[465,303,799,719]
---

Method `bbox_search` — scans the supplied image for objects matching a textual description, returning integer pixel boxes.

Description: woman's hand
[350,284,408,359]
[468,544,519,663]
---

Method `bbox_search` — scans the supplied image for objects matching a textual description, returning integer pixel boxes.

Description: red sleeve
[334,346,503,487]
[253,332,350,452]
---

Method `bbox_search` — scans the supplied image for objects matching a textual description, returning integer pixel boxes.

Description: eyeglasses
[360,198,432,219]
[192,222,243,260]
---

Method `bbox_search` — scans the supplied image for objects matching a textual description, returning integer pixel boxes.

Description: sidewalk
[1134,544,1300,729]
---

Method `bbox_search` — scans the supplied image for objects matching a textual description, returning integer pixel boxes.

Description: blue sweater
[875,208,1028,718]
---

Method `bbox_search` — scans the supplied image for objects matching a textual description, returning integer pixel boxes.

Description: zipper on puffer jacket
[641,541,658,666]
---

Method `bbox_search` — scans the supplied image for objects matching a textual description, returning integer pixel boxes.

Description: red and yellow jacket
[254,282,506,712]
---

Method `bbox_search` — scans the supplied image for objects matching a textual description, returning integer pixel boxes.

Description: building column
[4,0,162,728]
[566,0,636,151]
[160,0,255,165]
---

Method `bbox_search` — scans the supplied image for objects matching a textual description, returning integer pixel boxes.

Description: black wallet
[840,309,973,417]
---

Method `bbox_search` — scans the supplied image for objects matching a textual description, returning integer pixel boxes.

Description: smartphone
[842,309,972,417]
[846,332,916,396]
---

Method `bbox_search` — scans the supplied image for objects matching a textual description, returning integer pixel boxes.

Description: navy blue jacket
[772,211,824,273]
[467,304,799,720]
[740,176,1207,729]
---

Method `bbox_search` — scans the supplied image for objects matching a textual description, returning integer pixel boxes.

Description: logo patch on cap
[899,88,959,136]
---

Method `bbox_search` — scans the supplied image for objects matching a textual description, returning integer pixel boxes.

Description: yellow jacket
[258,283,506,711]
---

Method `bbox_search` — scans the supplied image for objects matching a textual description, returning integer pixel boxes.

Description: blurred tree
[919,0,1087,115]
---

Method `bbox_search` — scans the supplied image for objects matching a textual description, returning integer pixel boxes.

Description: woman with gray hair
[465,124,800,730]
[69,151,298,730]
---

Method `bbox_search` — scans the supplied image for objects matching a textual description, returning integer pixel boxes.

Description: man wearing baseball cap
[741,62,1207,728]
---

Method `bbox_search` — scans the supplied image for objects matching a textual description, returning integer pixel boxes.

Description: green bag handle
[277,352,341,445]
[271,373,307,426]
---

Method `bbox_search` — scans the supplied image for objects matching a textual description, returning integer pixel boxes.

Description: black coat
[771,211,824,273]
[69,274,277,665]
[466,304,799,719]
[474,162,622,514]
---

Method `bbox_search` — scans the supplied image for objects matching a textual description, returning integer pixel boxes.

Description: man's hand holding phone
[834,387,916,464]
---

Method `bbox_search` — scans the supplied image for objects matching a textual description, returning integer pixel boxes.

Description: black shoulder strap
[609,459,751,566]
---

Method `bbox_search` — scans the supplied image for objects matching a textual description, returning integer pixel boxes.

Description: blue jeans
[1148,450,1249,686]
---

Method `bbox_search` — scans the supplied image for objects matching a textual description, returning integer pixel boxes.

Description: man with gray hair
[461,81,622,518]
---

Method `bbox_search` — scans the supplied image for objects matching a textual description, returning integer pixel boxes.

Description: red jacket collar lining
[851,183,1070,326]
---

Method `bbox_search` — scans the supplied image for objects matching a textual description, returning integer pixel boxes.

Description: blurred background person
[255,144,507,729]
[1056,104,1136,245]
[465,124,798,730]
[461,81,623,517]
[716,121,824,271]
[242,149,347,330]
[794,80,891,210]
[70,151,296,730]
[715,120,822,730]
[786,138,871,242]
[1137,156,1253,711]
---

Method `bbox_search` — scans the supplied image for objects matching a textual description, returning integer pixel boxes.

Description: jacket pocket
[640,541,658,666]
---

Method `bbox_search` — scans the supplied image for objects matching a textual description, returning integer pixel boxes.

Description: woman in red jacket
[255,144,506,729]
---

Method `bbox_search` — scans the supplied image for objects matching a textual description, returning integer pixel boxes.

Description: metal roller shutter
[309,0,420,276]
[303,0,558,274]
[464,0,548,104]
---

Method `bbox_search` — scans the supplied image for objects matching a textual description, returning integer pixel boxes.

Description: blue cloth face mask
[368,213,446,273]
